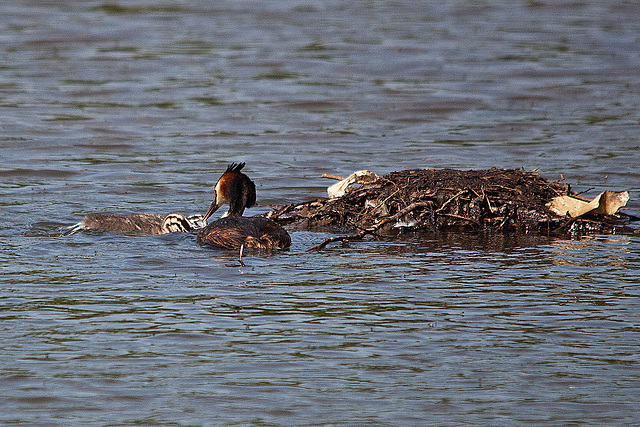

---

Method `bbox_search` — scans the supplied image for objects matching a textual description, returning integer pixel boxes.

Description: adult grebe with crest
[197,163,291,251]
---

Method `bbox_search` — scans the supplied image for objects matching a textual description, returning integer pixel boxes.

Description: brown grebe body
[66,212,206,235]
[197,216,291,250]
[197,163,291,251]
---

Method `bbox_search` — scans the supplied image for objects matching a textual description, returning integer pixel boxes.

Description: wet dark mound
[267,169,632,248]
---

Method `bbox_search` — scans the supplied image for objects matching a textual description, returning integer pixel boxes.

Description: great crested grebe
[65,212,206,235]
[196,163,291,251]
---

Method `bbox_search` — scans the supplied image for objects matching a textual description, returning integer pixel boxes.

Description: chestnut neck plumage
[203,162,257,221]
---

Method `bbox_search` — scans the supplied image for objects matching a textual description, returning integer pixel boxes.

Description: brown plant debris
[265,168,634,249]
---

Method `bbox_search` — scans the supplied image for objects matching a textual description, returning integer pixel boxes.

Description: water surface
[1,1,640,425]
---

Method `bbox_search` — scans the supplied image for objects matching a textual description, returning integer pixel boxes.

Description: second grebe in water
[66,212,206,235]
[197,163,291,251]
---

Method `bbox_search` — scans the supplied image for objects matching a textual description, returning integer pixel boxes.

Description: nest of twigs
[266,168,632,249]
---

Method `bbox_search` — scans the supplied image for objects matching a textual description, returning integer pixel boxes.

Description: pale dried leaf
[547,191,629,217]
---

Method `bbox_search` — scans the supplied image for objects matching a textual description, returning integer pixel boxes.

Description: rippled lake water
[2,1,640,425]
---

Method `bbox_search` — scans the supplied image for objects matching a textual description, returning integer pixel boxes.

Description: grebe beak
[203,191,220,222]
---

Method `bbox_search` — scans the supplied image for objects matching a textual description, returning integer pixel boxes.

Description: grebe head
[161,213,207,233]
[203,162,256,221]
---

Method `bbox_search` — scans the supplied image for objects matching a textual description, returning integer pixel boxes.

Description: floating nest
[266,168,635,249]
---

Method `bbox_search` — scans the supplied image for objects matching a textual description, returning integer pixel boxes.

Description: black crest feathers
[226,162,246,173]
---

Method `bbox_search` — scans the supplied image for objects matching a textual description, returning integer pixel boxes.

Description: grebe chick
[65,212,206,235]
[197,163,291,251]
